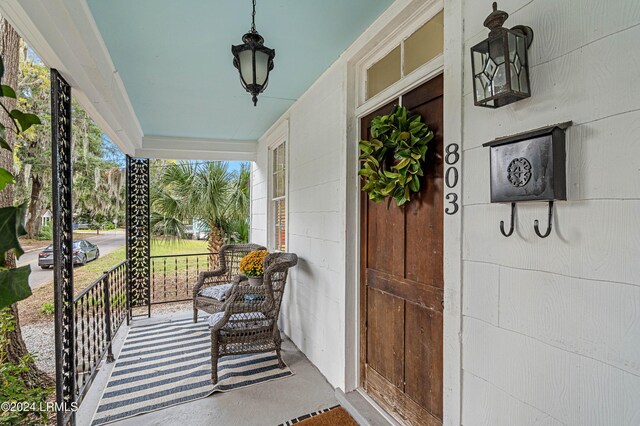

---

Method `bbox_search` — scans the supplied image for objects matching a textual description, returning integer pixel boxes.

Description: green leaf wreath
[358,105,434,206]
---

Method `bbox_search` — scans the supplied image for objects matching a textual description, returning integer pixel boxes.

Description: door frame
[343,1,463,424]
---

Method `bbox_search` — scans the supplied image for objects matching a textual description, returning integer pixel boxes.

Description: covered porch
[74,311,343,426]
[2,0,639,425]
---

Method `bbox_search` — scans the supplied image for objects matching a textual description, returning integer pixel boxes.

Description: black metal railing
[150,252,219,304]
[73,260,128,403]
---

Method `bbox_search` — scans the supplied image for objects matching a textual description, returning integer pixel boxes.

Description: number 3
[445,193,458,215]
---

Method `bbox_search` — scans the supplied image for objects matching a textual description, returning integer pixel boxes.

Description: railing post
[103,271,115,363]
[126,156,151,319]
[125,260,130,326]
[51,69,76,426]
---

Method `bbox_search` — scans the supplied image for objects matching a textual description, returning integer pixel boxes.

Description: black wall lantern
[232,0,275,106]
[471,2,534,108]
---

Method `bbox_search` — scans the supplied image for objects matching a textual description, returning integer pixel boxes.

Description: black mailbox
[483,122,571,203]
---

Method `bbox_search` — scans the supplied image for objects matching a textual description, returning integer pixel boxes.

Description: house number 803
[444,143,460,215]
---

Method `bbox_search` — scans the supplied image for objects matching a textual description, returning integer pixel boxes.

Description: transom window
[366,10,444,100]
[271,141,286,251]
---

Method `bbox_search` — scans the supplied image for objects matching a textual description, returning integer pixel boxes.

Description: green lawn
[20,238,213,324]
[150,238,209,256]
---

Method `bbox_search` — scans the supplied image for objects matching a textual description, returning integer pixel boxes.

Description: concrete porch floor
[77,311,339,426]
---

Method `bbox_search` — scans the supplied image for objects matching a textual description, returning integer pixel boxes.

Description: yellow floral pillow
[239,250,269,277]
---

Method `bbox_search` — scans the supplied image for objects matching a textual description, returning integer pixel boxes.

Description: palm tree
[150,161,250,257]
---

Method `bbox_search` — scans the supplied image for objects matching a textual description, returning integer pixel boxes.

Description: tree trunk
[25,174,44,239]
[0,17,18,211]
[0,16,52,388]
[207,225,224,269]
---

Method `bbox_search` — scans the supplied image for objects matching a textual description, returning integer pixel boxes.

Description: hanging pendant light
[232,0,275,106]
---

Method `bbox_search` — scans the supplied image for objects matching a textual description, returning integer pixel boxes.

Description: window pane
[276,171,285,197]
[366,45,401,100]
[271,141,287,251]
[403,11,444,75]
[273,198,286,251]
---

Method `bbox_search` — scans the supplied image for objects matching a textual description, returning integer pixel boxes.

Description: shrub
[38,224,52,241]
[0,309,53,425]
[37,302,54,316]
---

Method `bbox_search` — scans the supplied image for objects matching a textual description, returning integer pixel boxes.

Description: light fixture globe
[231,0,275,106]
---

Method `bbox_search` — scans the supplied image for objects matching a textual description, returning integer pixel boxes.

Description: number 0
[445,167,458,188]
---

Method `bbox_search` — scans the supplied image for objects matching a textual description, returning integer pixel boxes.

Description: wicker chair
[193,243,266,322]
[208,252,298,384]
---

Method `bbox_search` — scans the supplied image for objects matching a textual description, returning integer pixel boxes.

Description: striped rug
[91,317,294,425]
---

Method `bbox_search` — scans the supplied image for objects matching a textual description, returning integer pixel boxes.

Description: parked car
[38,240,100,269]
[196,230,209,240]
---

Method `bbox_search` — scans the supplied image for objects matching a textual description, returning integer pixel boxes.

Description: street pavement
[16,231,126,290]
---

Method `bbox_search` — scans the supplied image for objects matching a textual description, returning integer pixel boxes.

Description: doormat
[279,405,358,426]
[91,317,293,425]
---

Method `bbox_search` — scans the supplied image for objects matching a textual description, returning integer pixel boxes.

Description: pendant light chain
[251,0,257,33]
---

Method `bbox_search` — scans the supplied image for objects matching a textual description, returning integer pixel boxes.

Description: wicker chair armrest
[192,269,228,298]
[232,275,248,285]
[225,284,275,315]
[210,284,275,331]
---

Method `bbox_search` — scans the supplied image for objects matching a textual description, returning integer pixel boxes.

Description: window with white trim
[270,141,286,251]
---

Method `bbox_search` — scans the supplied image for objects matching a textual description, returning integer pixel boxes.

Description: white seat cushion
[198,283,233,301]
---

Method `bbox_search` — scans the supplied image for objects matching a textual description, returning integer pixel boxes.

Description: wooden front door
[360,74,444,426]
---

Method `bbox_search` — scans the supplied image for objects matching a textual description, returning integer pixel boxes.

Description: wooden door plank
[367,199,406,276]
[360,99,397,387]
[366,287,405,389]
[366,268,443,312]
[365,365,442,426]
[404,302,443,419]
[405,92,444,285]
[359,189,368,386]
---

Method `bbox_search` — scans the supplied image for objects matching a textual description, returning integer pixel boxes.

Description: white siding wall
[460,0,640,425]
[251,62,348,389]
[250,0,640,422]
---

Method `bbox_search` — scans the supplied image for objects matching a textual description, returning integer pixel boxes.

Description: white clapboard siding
[462,261,500,326]
[460,0,640,424]
[499,266,640,376]
[462,370,564,426]
[251,61,348,390]
[463,201,640,285]
[463,317,581,425]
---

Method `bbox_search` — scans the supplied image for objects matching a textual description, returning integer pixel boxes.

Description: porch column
[51,69,76,426]
[125,156,151,318]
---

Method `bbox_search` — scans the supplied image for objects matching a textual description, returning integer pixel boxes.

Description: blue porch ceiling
[87,0,394,142]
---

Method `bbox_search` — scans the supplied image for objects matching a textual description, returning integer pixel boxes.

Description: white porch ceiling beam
[0,0,143,156]
[137,136,257,162]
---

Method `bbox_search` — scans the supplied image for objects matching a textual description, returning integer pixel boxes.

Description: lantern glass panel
[517,34,529,94]
[254,50,270,86]
[473,49,488,75]
[507,30,529,94]
[475,74,490,102]
[238,49,254,85]
[488,34,508,94]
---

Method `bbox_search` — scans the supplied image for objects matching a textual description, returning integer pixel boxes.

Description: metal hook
[500,202,516,237]
[534,201,554,238]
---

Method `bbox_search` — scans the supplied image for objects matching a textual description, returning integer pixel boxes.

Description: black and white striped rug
[91,317,294,425]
